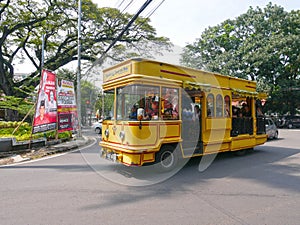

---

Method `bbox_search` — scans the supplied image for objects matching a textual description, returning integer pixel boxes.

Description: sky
[16,0,300,73]
[93,0,300,47]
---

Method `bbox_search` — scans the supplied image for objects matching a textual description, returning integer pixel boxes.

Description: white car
[266,118,278,140]
[92,121,102,134]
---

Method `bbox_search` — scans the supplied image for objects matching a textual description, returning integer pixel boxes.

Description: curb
[0,136,92,166]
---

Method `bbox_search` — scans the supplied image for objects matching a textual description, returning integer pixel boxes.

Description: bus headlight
[105,129,109,138]
[119,131,125,141]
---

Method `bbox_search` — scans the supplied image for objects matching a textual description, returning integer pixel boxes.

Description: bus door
[181,90,203,157]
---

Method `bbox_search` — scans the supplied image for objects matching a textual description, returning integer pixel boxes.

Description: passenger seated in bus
[224,96,230,117]
[171,95,179,119]
[143,101,159,120]
[225,107,230,117]
[238,110,243,118]
[241,103,251,117]
[257,107,263,116]
[193,105,201,121]
[129,105,137,120]
[150,101,159,120]
[255,100,263,117]
[182,108,193,120]
[172,108,179,119]
[207,108,212,117]
[232,106,240,117]
[162,98,173,119]
[163,107,173,119]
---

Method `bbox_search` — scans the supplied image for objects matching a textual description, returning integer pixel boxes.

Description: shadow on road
[2,134,300,211]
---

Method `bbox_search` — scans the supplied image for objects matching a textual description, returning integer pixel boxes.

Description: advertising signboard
[32,70,57,134]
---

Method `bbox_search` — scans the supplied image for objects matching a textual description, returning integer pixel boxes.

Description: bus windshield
[116,84,159,121]
[103,89,114,120]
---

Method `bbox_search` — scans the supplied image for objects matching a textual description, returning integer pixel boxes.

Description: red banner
[32,70,57,134]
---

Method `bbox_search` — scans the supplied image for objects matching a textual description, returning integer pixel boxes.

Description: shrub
[0,121,72,141]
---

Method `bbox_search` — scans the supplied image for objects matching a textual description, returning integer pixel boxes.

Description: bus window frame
[206,93,215,117]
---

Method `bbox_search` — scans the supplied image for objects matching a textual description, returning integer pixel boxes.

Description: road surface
[1,129,300,225]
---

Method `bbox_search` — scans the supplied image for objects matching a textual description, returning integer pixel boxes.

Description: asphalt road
[1,128,300,225]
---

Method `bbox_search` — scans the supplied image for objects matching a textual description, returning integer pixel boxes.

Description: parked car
[278,115,300,128]
[266,118,278,140]
[92,120,102,134]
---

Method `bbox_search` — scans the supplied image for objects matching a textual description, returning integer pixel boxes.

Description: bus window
[216,94,223,117]
[206,93,214,117]
[161,87,179,120]
[116,85,159,121]
[224,95,230,117]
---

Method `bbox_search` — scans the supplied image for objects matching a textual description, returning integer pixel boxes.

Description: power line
[116,0,126,8]
[145,0,164,18]
[132,0,164,30]
[84,0,154,75]
[117,0,161,18]
[120,0,134,13]
[114,0,164,22]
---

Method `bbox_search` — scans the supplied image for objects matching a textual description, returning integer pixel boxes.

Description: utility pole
[81,0,154,124]
[76,0,82,137]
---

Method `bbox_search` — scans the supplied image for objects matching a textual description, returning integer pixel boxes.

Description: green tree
[80,80,100,125]
[0,0,66,97]
[181,3,300,115]
[56,68,76,86]
[94,90,114,120]
[0,0,172,99]
[0,96,34,121]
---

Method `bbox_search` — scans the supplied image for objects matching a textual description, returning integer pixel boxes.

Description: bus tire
[155,145,179,172]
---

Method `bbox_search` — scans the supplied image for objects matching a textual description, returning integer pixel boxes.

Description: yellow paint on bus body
[100,59,267,166]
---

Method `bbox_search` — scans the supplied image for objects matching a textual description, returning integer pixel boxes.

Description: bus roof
[102,58,260,97]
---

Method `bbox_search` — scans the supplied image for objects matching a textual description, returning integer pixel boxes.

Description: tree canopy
[180,3,300,115]
[0,0,172,98]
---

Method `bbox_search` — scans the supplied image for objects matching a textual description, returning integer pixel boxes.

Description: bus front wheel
[155,145,178,172]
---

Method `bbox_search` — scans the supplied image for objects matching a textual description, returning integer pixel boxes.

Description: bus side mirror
[137,108,144,129]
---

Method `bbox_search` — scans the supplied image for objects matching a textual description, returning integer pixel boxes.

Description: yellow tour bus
[100,58,267,170]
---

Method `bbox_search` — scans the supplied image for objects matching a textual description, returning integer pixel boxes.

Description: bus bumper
[100,147,155,166]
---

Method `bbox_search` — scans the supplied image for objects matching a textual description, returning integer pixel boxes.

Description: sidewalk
[0,135,92,166]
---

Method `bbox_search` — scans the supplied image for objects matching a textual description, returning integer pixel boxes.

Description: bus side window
[216,94,223,117]
[224,95,230,117]
[161,87,179,120]
[207,94,214,117]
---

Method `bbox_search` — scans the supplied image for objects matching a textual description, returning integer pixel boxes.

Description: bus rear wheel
[155,145,179,172]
